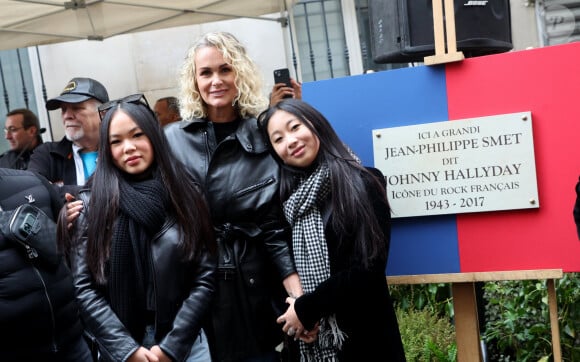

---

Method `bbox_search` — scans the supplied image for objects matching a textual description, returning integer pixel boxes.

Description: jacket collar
[181,117,269,154]
[50,137,75,159]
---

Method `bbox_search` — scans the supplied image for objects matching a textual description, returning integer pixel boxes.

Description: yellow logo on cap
[63,81,77,93]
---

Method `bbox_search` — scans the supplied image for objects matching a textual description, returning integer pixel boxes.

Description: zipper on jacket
[232,177,275,198]
[202,130,214,185]
[148,239,158,335]
[203,130,212,161]
[33,265,58,353]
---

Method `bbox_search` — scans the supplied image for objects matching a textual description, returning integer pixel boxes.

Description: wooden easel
[424,0,465,65]
[387,269,563,361]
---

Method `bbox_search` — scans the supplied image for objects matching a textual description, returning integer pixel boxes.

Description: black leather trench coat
[165,117,296,362]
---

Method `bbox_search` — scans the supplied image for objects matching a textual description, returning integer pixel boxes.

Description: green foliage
[390,274,580,361]
[390,283,454,319]
[483,273,580,361]
[391,283,456,361]
[396,307,456,362]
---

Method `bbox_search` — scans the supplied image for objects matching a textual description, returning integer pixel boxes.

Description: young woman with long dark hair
[259,99,406,361]
[67,95,216,362]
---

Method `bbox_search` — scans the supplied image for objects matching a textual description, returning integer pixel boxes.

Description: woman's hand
[127,346,159,362]
[150,345,172,362]
[299,322,319,344]
[270,78,302,106]
[277,296,317,342]
[64,193,83,229]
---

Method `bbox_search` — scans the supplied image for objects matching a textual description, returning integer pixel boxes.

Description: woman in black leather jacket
[164,32,303,362]
[67,97,216,362]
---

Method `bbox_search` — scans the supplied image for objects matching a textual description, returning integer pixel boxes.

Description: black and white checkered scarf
[283,162,346,362]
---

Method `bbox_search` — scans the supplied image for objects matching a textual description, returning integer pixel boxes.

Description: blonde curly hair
[178,31,269,120]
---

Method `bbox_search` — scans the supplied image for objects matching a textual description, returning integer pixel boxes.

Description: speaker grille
[370,0,513,64]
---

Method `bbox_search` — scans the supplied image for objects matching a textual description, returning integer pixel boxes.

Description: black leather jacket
[70,190,217,362]
[165,117,296,361]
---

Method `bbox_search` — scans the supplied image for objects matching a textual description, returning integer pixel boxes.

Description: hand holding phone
[273,68,293,100]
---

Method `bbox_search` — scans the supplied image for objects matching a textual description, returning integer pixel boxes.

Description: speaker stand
[424,0,465,65]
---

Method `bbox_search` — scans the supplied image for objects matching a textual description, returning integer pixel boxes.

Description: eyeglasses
[98,93,151,120]
[3,126,24,134]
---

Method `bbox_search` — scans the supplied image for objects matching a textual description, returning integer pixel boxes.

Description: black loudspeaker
[369,0,513,64]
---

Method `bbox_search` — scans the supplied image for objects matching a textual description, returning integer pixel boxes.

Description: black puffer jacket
[0,168,85,361]
[70,190,217,362]
[165,117,296,362]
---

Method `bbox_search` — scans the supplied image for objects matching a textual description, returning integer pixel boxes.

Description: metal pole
[16,48,29,108]
[0,56,9,110]
[320,0,334,78]
[35,46,54,140]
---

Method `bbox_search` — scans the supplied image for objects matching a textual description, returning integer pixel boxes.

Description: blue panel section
[302,66,461,275]
[388,215,460,275]
[303,66,449,165]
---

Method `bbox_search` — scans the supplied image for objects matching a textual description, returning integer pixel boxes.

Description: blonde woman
[165,32,305,362]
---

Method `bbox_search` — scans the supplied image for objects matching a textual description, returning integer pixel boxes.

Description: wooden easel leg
[443,0,459,54]
[431,0,445,56]
[424,0,464,65]
[547,279,562,362]
[452,282,482,362]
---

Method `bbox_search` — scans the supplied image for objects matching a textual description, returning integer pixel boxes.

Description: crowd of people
[0,30,413,362]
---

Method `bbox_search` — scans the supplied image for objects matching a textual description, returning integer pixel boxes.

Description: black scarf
[108,174,168,340]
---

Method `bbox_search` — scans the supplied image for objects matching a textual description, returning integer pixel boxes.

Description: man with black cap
[28,77,109,192]
[0,108,45,170]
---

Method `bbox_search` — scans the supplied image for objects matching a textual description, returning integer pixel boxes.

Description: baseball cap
[46,77,109,110]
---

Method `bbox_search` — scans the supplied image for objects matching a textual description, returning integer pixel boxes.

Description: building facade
[0,0,576,152]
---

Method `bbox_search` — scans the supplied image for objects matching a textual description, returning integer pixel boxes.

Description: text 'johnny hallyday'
[383,127,525,185]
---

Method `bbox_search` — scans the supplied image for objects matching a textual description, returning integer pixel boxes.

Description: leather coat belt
[214,222,260,280]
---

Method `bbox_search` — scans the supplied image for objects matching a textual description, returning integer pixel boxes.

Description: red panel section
[445,43,580,272]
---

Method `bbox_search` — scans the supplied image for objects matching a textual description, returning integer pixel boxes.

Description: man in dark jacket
[27,77,108,194]
[0,168,92,362]
[0,108,44,169]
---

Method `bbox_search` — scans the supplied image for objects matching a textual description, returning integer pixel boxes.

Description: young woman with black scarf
[65,95,217,362]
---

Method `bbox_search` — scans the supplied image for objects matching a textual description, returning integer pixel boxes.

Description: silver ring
[287,327,296,336]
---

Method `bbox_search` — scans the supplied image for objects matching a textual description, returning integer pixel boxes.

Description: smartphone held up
[273,68,293,99]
